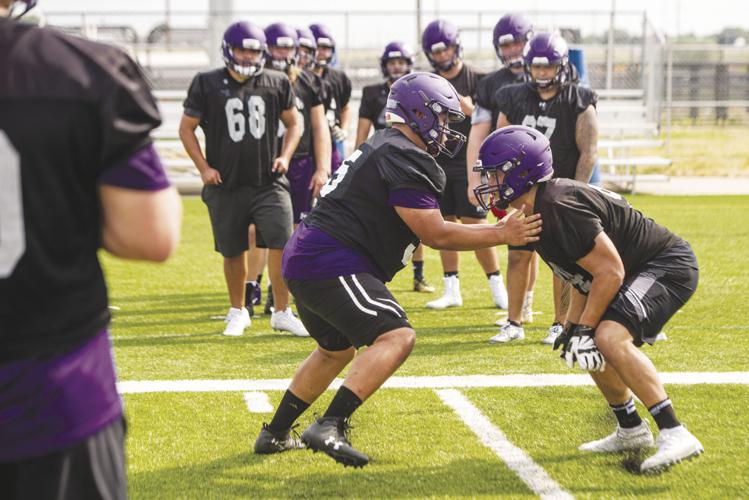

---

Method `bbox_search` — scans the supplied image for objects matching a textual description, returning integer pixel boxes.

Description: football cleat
[222,307,251,337]
[254,423,305,454]
[579,421,654,453]
[413,277,435,293]
[270,308,310,337]
[489,322,525,344]
[301,417,369,468]
[489,274,509,309]
[542,322,565,345]
[640,425,703,473]
[264,284,274,315]
[425,276,462,309]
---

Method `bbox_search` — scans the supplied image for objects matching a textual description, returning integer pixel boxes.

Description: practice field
[103,195,749,499]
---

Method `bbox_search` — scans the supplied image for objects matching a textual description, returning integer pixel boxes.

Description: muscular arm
[574,105,598,183]
[178,114,210,175]
[495,111,511,131]
[466,120,491,203]
[278,107,302,163]
[565,286,588,324]
[339,103,351,132]
[310,103,332,197]
[355,117,373,148]
[395,205,541,250]
[100,185,182,262]
[575,231,625,327]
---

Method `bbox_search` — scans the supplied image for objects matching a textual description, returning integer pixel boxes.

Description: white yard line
[436,389,573,500]
[118,371,749,394]
[243,392,273,413]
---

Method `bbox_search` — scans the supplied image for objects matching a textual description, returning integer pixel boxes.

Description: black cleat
[264,284,274,315]
[254,423,304,454]
[301,417,369,468]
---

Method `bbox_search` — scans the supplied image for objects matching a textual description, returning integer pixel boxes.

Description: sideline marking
[436,389,572,500]
[118,371,749,394]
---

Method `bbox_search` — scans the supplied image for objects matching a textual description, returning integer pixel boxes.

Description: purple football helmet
[493,13,533,68]
[309,23,335,66]
[380,41,414,81]
[421,20,463,72]
[222,21,266,77]
[8,0,37,18]
[265,22,298,71]
[296,27,317,69]
[385,72,466,158]
[473,125,553,210]
[523,32,569,90]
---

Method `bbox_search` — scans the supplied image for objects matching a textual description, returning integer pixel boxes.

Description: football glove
[331,125,348,142]
[565,325,606,372]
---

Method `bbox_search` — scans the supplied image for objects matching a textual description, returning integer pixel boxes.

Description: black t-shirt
[318,66,352,130]
[183,67,294,188]
[533,179,681,295]
[474,67,525,130]
[287,69,323,158]
[0,20,161,360]
[359,81,390,131]
[495,82,598,180]
[433,62,486,180]
[305,128,446,281]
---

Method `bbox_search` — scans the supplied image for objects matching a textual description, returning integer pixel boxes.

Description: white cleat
[270,308,310,337]
[222,307,251,337]
[425,276,462,309]
[640,425,703,473]
[489,322,525,344]
[541,323,565,345]
[489,274,508,309]
[579,421,654,453]
[521,292,534,324]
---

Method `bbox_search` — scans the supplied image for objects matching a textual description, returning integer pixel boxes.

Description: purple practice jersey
[0,19,168,460]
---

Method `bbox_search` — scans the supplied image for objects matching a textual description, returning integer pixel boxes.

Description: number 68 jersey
[183,67,294,188]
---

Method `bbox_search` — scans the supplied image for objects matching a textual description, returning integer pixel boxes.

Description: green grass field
[103,195,749,499]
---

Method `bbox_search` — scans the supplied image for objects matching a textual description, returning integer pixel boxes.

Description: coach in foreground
[253,73,542,468]
[473,125,703,473]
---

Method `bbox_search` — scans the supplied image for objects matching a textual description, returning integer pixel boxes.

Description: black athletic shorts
[202,181,293,257]
[0,417,127,500]
[286,273,412,351]
[439,178,488,219]
[602,239,699,346]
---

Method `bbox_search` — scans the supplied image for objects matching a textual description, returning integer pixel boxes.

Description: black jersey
[359,81,390,131]
[474,67,525,130]
[495,82,597,180]
[433,62,486,180]
[183,67,294,188]
[288,69,324,158]
[0,20,161,361]
[304,128,446,281]
[318,66,352,129]
[532,179,681,295]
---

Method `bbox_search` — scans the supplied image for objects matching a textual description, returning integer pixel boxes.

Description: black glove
[553,321,576,358]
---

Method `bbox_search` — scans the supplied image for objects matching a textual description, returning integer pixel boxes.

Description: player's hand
[499,205,542,246]
[459,95,474,117]
[200,166,222,186]
[331,125,348,142]
[565,325,606,372]
[309,169,329,199]
[553,321,575,355]
[272,157,289,176]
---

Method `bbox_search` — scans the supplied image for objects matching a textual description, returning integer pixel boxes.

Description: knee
[508,250,532,268]
[382,328,416,358]
[318,346,356,365]
[594,326,631,361]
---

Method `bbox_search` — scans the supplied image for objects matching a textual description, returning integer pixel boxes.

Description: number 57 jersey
[183,67,294,188]
[304,128,446,282]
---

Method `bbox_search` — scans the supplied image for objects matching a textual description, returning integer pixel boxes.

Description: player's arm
[355,117,373,148]
[574,105,598,183]
[574,231,625,328]
[339,103,351,133]
[310,103,332,198]
[495,111,511,130]
[466,105,493,206]
[395,205,541,250]
[178,114,220,185]
[275,107,302,175]
[565,286,588,324]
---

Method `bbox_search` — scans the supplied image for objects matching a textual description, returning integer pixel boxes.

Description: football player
[0,1,181,497]
[309,23,352,173]
[253,73,542,467]
[490,32,599,345]
[467,13,540,336]
[473,125,703,474]
[356,41,434,293]
[421,19,509,311]
[296,26,317,71]
[179,21,307,337]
